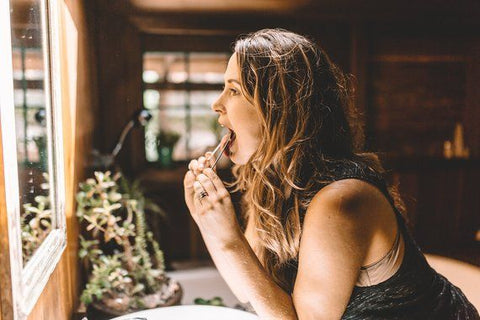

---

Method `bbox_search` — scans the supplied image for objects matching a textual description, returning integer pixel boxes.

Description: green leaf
[194,298,207,305]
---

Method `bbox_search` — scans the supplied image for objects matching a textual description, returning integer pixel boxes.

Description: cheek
[229,99,262,146]
[236,115,261,141]
[236,119,262,156]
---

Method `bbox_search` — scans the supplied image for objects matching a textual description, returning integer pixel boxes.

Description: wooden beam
[144,83,223,91]
[350,23,368,150]
[130,0,308,13]
[143,33,237,52]
[130,12,294,36]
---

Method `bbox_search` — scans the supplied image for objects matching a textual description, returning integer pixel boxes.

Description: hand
[184,151,214,216]
[183,154,242,246]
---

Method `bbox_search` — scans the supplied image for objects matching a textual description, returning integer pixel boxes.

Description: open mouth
[225,129,236,157]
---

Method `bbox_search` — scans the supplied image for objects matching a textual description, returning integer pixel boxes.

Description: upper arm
[292,181,373,320]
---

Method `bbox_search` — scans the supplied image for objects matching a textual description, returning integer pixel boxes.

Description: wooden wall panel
[384,159,480,266]
[368,37,469,157]
[93,2,145,177]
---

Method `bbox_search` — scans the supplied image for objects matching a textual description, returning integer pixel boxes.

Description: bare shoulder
[307,178,384,218]
[303,178,399,264]
[293,179,390,318]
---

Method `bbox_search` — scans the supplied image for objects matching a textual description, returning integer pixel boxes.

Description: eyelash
[223,86,239,96]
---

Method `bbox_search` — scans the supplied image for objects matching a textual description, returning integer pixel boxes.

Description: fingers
[205,152,215,168]
[196,174,216,200]
[197,170,230,203]
[188,152,214,177]
[203,168,228,198]
[193,180,205,195]
[183,170,196,189]
[188,159,200,176]
[193,181,212,211]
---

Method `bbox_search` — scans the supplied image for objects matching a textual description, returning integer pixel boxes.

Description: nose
[211,97,225,115]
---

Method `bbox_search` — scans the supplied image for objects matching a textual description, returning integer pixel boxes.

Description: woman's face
[211,53,263,165]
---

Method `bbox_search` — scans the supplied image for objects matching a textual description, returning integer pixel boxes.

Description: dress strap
[328,162,393,205]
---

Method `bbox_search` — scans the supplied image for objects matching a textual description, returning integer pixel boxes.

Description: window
[142,52,230,163]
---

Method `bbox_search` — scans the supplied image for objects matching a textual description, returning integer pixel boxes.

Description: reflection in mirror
[0,0,66,318]
[10,0,53,265]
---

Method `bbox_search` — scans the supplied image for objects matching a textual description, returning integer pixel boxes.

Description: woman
[183,29,479,319]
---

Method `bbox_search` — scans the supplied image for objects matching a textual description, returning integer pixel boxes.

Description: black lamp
[91,109,152,170]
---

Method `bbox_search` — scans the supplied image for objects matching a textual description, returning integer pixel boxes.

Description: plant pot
[87,279,182,320]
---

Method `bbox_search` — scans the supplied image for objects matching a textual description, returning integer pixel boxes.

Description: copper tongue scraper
[208,132,232,170]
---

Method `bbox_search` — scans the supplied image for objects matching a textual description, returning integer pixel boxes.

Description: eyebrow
[227,79,241,85]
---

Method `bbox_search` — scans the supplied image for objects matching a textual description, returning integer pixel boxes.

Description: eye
[222,85,240,96]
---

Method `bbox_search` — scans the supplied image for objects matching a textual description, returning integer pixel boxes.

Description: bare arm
[204,209,259,304]
[199,226,298,319]
[199,179,374,319]
[185,161,378,319]
[292,180,373,319]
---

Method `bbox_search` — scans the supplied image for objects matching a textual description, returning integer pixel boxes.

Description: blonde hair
[225,29,405,293]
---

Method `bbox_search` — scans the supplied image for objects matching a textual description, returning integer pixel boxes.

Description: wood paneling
[92,1,145,177]
[384,158,480,266]
[366,36,473,158]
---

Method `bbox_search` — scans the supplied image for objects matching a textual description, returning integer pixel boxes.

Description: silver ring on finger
[197,190,208,200]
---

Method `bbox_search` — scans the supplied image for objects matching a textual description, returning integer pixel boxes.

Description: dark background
[82,0,480,267]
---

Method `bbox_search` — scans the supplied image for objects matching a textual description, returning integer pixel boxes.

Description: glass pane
[159,90,187,107]
[188,90,222,158]
[188,53,229,83]
[143,52,229,162]
[10,0,53,265]
[143,52,187,83]
[143,89,160,110]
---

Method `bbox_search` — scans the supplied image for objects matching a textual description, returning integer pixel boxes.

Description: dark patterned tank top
[318,162,479,320]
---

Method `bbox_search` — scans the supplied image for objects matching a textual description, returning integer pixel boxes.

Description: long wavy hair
[225,28,406,293]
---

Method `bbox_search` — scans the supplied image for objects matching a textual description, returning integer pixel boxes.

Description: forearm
[199,228,298,320]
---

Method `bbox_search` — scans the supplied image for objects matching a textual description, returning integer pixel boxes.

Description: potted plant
[76,171,182,318]
[156,130,181,168]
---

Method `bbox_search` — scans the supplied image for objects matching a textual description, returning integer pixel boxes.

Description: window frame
[0,0,66,318]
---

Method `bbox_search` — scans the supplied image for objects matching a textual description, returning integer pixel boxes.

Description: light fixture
[91,109,152,170]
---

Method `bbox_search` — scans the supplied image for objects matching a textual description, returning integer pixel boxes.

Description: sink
[110,305,259,320]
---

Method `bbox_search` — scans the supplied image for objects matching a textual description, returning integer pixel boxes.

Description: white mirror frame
[0,0,66,319]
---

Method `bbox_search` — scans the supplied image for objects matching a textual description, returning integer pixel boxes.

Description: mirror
[11,0,53,266]
[0,0,66,318]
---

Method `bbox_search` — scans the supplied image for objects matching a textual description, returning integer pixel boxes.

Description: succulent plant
[76,171,179,311]
[21,172,51,264]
